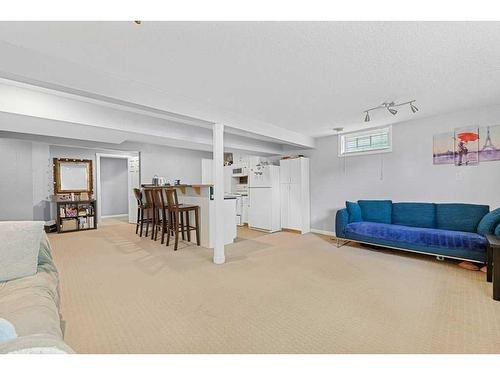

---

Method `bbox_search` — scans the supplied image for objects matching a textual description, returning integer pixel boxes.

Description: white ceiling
[1,21,500,137]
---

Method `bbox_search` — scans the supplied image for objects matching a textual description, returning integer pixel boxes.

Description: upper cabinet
[280,158,305,185]
[279,158,290,184]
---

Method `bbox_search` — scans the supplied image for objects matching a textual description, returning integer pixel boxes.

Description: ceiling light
[387,107,398,115]
[362,99,418,123]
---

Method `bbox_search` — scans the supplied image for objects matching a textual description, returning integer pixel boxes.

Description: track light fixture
[410,102,419,113]
[363,100,418,122]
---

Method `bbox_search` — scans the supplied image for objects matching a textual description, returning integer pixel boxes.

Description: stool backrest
[165,188,177,210]
[152,188,164,208]
[143,188,154,207]
[133,188,142,205]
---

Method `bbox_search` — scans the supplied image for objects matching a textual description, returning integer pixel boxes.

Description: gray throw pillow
[0,221,44,282]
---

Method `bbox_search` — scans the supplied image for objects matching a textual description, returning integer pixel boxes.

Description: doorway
[95,153,140,225]
[99,157,128,218]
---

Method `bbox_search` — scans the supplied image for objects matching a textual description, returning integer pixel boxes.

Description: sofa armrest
[495,222,500,237]
[335,208,349,238]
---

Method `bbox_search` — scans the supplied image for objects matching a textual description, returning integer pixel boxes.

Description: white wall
[140,143,211,185]
[306,104,500,234]
[100,157,128,216]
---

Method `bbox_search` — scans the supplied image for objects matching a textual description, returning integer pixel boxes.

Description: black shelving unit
[56,200,97,233]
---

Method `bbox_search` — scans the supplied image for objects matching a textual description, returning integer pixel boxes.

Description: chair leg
[139,209,144,237]
[145,210,150,237]
[180,211,185,240]
[161,211,167,244]
[154,215,159,241]
[186,211,191,242]
[195,207,200,246]
[166,216,171,246]
[151,210,156,240]
[174,212,180,251]
[136,207,140,234]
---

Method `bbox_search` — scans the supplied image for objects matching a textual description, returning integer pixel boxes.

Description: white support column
[212,123,225,264]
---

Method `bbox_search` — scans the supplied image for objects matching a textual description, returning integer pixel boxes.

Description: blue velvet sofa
[335,200,500,263]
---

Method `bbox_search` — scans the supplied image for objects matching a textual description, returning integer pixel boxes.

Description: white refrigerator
[248,164,281,232]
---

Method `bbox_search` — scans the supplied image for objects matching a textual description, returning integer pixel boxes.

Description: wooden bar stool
[143,188,156,239]
[152,188,170,243]
[165,188,201,250]
[133,188,152,237]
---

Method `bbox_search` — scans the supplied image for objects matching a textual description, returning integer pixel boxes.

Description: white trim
[101,214,128,219]
[95,153,134,226]
[311,228,336,236]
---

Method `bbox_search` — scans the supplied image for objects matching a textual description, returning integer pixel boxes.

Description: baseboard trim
[101,214,128,218]
[311,228,336,237]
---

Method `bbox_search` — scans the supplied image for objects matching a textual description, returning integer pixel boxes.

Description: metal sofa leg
[336,238,350,248]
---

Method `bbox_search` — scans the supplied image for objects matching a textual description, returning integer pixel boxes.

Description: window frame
[338,126,393,157]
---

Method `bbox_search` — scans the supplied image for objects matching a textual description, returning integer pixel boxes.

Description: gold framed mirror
[53,158,93,194]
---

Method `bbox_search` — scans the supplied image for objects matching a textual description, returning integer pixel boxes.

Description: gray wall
[49,145,133,194]
[100,157,128,216]
[0,137,210,221]
[140,143,212,185]
[306,104,500,234]
[0,139,34,220]
[32,142,51,220]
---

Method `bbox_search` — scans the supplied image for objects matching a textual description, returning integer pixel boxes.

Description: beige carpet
[49,219,500,353]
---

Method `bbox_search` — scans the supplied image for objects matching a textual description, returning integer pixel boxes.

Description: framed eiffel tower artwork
[454,126,480,166]
[479,125,500,162]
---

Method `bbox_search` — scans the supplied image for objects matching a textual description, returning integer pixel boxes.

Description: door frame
[95,153,138,225]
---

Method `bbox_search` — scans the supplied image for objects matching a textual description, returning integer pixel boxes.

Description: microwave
[232,166,248,177]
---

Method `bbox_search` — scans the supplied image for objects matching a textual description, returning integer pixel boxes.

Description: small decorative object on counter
[175,179,181,185]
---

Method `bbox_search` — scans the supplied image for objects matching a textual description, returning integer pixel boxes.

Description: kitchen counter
[142,184,236,247]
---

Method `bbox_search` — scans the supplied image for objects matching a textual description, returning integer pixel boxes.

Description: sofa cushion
[436,203,489,233]
[477,208,500,235]
[346,201,363,223]
[392,202,436,229]
[345,221,487,256]
[0,233,62,340]
[0,221,45,282]
[358,200,392,224]
[496,223,500,237]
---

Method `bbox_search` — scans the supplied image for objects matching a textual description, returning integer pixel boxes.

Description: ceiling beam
[0,41,315,148]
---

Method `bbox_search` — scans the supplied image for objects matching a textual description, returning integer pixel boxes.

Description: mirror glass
[54,159,93,194]
[60,162,90,191]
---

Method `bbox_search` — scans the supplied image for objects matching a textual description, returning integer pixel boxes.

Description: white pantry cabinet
[279,157,310,234]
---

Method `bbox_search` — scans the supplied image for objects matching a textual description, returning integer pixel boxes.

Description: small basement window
[338,126,392,156]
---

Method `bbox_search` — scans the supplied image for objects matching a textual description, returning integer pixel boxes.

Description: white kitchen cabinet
[288,183,302,229]
[279,157,310,234]
[279,158,290,184]
[280,184,289,228]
